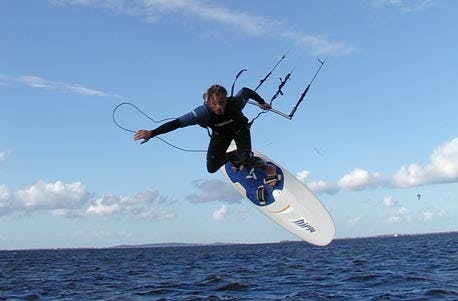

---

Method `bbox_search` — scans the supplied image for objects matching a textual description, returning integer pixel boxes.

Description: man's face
[208,94,227,115]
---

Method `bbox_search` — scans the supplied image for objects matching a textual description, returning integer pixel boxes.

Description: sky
[1,0,457,250]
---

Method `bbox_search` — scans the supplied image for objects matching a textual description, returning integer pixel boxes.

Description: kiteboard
[220,144,335,246]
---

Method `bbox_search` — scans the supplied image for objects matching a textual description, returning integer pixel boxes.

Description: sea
[0,232,456,300]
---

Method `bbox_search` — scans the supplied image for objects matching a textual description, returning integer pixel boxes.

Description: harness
[206,100,249,136]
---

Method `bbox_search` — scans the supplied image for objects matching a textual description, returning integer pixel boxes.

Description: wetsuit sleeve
[150,119,181,136]
[177,104,211,127]
[233,87,266,110]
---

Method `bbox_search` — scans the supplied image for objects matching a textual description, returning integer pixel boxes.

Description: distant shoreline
[1,231,456,252]
[110,230,457,249]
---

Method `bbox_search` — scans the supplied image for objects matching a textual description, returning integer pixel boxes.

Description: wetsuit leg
[206,131,233,173]
[233,126,266,170]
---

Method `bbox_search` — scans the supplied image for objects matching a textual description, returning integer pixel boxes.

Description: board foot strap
[256,185,266,204]
[264,174,282,185]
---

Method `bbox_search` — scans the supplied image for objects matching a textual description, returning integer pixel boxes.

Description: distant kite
[314,147,324,157]
[417,194,421,200]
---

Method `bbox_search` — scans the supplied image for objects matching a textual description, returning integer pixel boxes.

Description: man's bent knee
[207,155,225,173]
[207,164,219,173]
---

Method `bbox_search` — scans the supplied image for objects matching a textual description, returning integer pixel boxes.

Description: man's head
[203,84,227,115]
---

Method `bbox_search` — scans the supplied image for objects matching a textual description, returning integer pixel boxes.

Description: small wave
[352,259,367,265]
[204,274,223,284]
[405,275,428,282]
[133,285,174,296]
[215,282,248,292]
[345,274,380,282]
[18,294,40,300]
[424,288,457,297]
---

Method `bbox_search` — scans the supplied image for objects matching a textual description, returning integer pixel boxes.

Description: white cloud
[370,0,434,12]
[338,168,385,191]
[0,149,12,163]
[307,180,339,195]
[422,210,433,222]
[20,75,111,97]
[14,180,88,210]
[92,229,133,239]
[397,207,409,216]
[309,138,458,195]
[132,207,176,220]
[280,31,356,56]
[296,170,310,183]
[382,196,397,207]
[131,189,175,205]
[65,83,110,97]
[384,215,402,223]
[0,180,177,220]
[49,0,355,56]
[2,74,118,98]
[383,206,410,223]
[86,196,120,216]
[297,170,338,194]
[393,138,458,188]
[212,204,228,221]
[0,185,11,209]
[186,179,242,203]
[19,76,53,88]
[347,216,361,226]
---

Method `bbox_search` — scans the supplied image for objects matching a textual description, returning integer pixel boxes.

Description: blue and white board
[220,144,335,246]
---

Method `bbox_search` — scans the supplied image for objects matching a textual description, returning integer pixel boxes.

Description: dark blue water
[1,232,457,300]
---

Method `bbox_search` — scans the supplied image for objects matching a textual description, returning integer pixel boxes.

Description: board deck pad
[224,162,284,206]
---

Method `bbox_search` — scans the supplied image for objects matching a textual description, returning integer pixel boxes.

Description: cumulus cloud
[0,180,176,220]
[0,185,11,210]
[379,196,440,225]
[14,181,88,210]
[381,206,444,225]
[307,180,339,195]
[422,210,433,222]
[296,170,310,183]
[86,196,120,216]
[382,196,397,207]
[212,204,228,221]
[49,0,355,56]
[306,138,458,195]
[0,150,12,163]
[296,170,339,194]
[383,206,411,223]
[186,179,242,203]
[338,168,386,191]
[347,216,361,226]
[130,189,176,205]
[393,138,458,188]
[138,209,176,220]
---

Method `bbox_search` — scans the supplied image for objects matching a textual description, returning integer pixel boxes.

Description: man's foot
[264,164,279,187]
[230,162,244,172]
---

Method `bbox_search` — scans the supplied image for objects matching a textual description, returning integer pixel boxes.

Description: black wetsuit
[149,87,267,173]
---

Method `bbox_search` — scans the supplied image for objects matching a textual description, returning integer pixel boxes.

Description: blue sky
[1,0,457,249]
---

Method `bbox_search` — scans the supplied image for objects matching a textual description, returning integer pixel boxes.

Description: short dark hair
[203,84,227,101]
